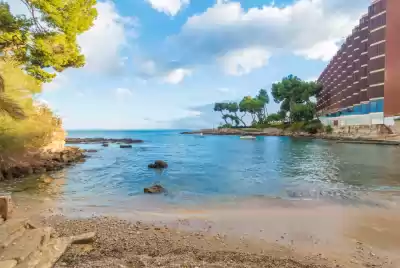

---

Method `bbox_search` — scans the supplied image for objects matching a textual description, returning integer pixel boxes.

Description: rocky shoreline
[182,128,400,145]
[0,147,87,181]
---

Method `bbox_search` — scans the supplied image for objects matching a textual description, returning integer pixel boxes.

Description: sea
[2,129,400,215]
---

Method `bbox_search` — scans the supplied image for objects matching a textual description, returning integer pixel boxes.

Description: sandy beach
[9,192,400,268]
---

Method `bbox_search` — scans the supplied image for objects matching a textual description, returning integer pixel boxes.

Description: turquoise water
[4,130,400,210]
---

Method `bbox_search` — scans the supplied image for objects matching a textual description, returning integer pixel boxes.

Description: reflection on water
[1,130,400,211]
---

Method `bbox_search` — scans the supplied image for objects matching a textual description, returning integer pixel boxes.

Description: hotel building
[317,0,400,127]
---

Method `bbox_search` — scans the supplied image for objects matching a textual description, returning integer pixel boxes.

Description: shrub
[325,125,333,134]
[303,121,323,134]
[218,123,232,129]
[289,122,305,132]
[0,61,61,156]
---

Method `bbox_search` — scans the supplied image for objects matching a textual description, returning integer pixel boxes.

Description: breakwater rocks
[66,138,144,144]
[0,147,86,181]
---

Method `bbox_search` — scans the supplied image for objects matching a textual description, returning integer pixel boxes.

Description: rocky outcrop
[84,149,98,153]
[0,216,95,268]
[120,145,132,149]
[66,138,143,144]
[144,184,166,194]
[148,160,168,169]
[0,196,12,221]
[0,147,86,182]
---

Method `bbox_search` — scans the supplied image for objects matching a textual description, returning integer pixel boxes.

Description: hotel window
[370,27,386,44]
[369,42,385,58]
[370,12,386,30]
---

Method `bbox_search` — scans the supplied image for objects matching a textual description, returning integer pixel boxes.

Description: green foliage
[290,103,316,122]
[266,113,284,123]
[302,120,323,134]
[212,76,320,130]
[218,123,232,129]
[325,125,333,134]
[288,122,305,132]
[271,75,321,123]
[0,61,61,156]
[0,0,97,83]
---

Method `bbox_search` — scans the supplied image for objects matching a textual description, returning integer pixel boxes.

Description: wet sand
[10,192,400,268]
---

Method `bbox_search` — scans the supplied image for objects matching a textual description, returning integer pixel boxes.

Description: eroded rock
[120,145,132,149]
[0,195,13,221]
[144,185,166,194]
[148,160,168,169]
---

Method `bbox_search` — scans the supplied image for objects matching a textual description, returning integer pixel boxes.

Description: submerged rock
[84,149,98,153]
[39,175,55,184]
[144,184,166,194]
[102,143,109,147]
[148,160,168,169]
[120,145,132,149]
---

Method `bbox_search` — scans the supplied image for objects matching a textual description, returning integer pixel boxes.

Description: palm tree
[0,74,26,120]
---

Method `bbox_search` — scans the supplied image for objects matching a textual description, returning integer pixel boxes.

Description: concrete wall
[330,124,392,137]
[320,112,384,127]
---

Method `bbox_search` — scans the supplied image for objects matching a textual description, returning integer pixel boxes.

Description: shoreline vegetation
[181,127,400,145]
[0,0,97,181]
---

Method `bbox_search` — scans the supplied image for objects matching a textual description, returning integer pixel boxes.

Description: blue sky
[8,0,369,129]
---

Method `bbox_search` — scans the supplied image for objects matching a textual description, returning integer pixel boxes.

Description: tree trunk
[236,112,246,127]
[220,112,228,125]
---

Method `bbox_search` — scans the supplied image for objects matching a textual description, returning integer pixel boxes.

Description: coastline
[7,194,400,268]
[0,147,87,182]
[181,128,400,145]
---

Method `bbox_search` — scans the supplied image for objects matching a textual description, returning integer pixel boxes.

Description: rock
[144,185,166,194]
[85,149,98,153]
[102,143,109,147]
[0,260,17,268]
[148,160,168,169]
[39,175,54,184]
[120,145,132,149]
[0,228,46,263]
[0,195,13,221]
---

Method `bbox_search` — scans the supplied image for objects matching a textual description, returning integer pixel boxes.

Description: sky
[7,0,370,130]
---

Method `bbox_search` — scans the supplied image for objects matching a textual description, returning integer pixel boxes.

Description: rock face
[0,214,95,268]
[0,147,86,182]
[148,160,168,169]
[0,196,13,221]
[144,185,166,194]
[120,145,132,149]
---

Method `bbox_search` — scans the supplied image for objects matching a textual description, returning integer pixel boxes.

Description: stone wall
[331,124,393,138]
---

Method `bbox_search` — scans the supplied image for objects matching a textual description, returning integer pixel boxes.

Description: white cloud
[78,1,138,74]
[159,0,366,75]
[163,68,192,84]
[115,88,133,98]
[146,0,190,16]
[34,99,49,106]
[42,74,68,91]
[217,87,230,93]
[305,77,318,82]
[185,110,202,117]
[217,47,271,76]
[295,40,340,61]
